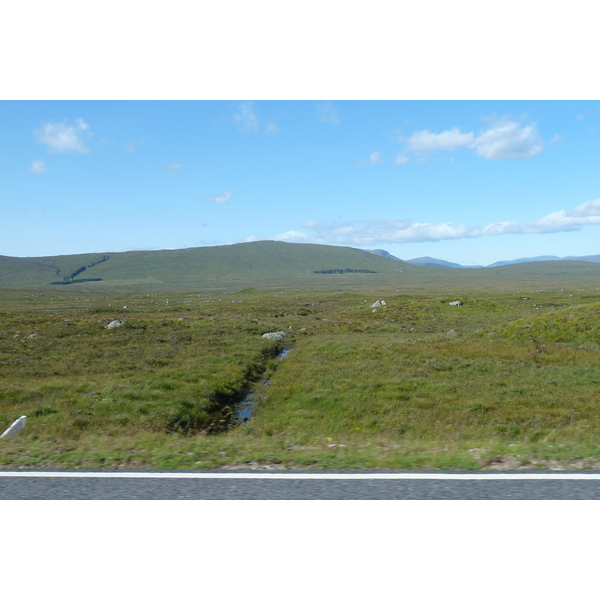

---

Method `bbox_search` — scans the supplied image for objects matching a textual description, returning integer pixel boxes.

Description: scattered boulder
[262,331,286,341]
[370,300,387,308]
[449,301,462,306]
[106,320,122,329]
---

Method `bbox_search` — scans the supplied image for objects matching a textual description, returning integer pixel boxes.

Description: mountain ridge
[367,250,600,268]
[2,241,600,292]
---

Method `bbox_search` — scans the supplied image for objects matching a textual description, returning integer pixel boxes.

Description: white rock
[1,416,26,439]
[370,300,386,308]
[262,331,285,341]
[106,320,122,329]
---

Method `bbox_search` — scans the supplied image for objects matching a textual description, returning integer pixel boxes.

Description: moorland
[1,241,600,470]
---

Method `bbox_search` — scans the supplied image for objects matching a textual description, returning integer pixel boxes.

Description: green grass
[1,286,600,470]
[3,241,600,292]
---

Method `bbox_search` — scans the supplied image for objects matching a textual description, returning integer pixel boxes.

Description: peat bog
[2,284,600,471]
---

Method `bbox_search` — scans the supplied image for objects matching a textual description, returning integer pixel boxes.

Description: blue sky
[2,100,599,265]
[2,100,600,265]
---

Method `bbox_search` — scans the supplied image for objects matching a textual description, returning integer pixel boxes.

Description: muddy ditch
[168,343,293,435]
[235,346,293,424]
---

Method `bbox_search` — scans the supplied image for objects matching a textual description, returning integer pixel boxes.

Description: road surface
[2,470,600,499]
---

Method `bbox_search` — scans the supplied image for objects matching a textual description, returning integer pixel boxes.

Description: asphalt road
[3,470,600,499]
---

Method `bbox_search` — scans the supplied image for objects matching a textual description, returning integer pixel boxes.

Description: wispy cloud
[265,119,280,134]
[473,120,543,160]
[35,118,92,154]
[232,103,281,134]
[403,127,474,155]
[525,199,600,233]
[28,160,47,173]
[316,102,340,124]
[274,220,522,245]
[166,163,181,177]
[206,191,232,204]
[233,102,259,133]
[396,118,545,163]
[359,151,383,165]
[271,198,600,246]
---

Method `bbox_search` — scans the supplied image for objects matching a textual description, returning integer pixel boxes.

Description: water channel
[235,346,293,424]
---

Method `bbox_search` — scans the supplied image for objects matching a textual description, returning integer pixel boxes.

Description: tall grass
[1,287,600,469]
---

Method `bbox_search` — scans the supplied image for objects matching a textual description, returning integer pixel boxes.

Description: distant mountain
[401,253,600,268]
[367,249,404,261]
[0,241,407,290]
[487,255,561,267]
[562,254,600,263]
[2,242,600,291]
[405,257,466,268]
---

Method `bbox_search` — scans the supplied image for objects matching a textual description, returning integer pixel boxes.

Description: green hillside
[2,241,600,291]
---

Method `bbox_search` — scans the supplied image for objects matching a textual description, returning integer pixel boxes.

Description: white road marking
[0,471,600,480]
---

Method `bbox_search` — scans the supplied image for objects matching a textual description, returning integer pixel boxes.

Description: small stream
[235,346,293,424]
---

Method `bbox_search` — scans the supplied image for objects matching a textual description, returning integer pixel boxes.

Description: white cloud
[265,119,280,134]
[28,160,47,173]
[273,198,600,246]
[275,220,484,245]
[525,199,600,233]
[476,221,522,236]
[233,102,259,133]
[403,127,474,155]
[359,151,383,165]
[34,118,92,154]
[316,102,340,124]
[206,191,232,204]
[567,198,600,217]
[472,120,543,160]
[276,230,316,242]
[396,118,545,162]
[166,163,181,177]
[233,104,280,134]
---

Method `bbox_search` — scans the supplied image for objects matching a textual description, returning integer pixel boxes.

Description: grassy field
[2,283,600,470]
[4,240,600,291]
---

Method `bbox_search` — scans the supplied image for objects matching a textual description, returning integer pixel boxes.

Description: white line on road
[1,471,600,480]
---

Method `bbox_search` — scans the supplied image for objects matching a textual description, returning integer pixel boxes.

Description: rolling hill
[2,241,600,292]
[404,256,468,268]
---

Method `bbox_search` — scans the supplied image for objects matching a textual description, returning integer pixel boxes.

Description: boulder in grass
[106,320,122,329]
[1,415,26,439]
[262,331,286,341]
[449,301,462,306]
[370,300,387,308]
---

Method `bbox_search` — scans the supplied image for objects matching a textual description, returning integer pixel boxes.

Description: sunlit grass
[1,287,600,469]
